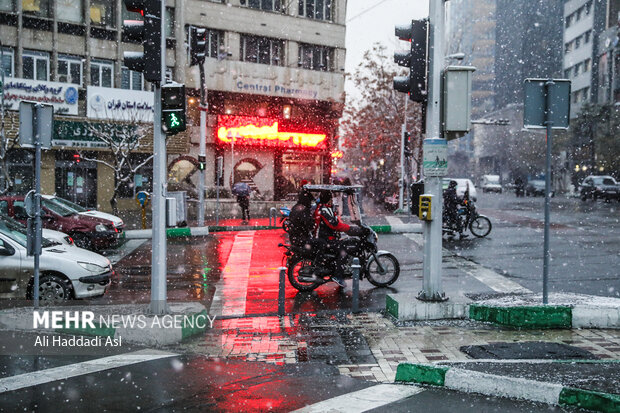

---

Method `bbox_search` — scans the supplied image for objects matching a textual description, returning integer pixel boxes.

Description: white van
[482,175,502,193]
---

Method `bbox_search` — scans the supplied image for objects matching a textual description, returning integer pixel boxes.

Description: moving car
[579,175,620,202]
[443,178,478,202]
[0,196,119,250]
[0,217,111,303]
[42,195,124,234]
[525,179,554,197]
[481,175,502,193]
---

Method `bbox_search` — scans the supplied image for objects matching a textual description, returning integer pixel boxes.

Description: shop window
[0,0,14,12]
[22,0,51,18]
[117,155,153,198]
[240,35,283,66]
[58,55,83,85]
[241,0,282,12]
[7,150,34,195]
[90,0,115,27]
[57,0,83,23]
[299,43,333,71]
[121,67,144,90]
[91,59,114,87]
[298,0,332,21]
[1,47,14,78]
[22,50,49,81]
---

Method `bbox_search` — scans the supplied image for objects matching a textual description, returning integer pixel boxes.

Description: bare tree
[340,43,423,203]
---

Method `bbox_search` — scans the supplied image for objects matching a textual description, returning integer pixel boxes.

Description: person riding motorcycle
[287,188,315,248]
[443,180,462,232]
[313,190,353,288]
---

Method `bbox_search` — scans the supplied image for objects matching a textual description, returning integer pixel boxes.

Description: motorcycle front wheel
[366,253,400,287]
[287,256,322,291]
[469,216,492,238]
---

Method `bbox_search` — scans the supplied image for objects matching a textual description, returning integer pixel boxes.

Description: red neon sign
[217,115,327,149]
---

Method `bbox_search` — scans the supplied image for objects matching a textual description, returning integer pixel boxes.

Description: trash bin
[410,181,424,216]
[167,191,187,227]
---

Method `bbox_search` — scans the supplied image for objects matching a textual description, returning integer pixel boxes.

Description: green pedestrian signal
[161,83,186,135]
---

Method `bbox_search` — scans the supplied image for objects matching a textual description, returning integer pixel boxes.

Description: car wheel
[72,233,91,249]
[37,274,72,304]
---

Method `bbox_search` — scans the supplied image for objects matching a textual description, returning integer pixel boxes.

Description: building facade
[0,0,346,211]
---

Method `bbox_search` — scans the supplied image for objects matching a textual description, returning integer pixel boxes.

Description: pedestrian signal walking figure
[232,181,251,224]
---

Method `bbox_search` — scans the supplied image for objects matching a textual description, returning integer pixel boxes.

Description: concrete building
[595,0,620,104]
[0,0,346,212]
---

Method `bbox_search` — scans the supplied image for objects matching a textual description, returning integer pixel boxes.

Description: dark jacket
[288,190,314,246]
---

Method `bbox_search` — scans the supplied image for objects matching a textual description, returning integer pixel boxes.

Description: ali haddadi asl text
[34,335,121,347]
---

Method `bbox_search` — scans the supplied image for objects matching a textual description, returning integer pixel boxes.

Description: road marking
[0,349,176,394]
[404,233,530,294]
[210,231,255,317]
[291,383,425,413]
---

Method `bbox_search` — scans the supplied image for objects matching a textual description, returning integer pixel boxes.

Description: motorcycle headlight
[95,224,108,232]
[78,262,108,273]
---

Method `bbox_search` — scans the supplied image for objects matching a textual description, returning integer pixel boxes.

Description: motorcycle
[443,198,492,239]
[279,184,400,292]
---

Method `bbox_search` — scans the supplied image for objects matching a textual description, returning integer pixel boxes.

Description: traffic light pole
[198,62,207,227]
[398,97,408,212]
[418,0,446,301]
[150,0,167,315]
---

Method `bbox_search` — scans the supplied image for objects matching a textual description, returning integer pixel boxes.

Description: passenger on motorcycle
[313,190,352,288]
[443,180,462,232]
[288,188,315,248]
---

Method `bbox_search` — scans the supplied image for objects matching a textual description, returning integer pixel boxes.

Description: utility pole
[198,62,207,226]
[398,97,408,212]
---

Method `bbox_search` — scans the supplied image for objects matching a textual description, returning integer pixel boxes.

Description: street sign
[423,139,448,177]
[136,191,150,207]
[523,79,571,129]
[19,102,53,149]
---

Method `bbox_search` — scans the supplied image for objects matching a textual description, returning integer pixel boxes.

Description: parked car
[443,178,478,202]
[0,214,75,247]
[42,195,124,234]
[0,196,119,250]
[481,175,503,193]
[0,217,111,303]
[525,179,554,197]
[579,175,620,202]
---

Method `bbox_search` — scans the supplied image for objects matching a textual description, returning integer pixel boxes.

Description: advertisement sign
[87,86,154,122]
[2,78,79,115]
[423,138,448,177]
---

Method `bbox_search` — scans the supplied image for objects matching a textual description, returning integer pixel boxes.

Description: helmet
[449,180,457,189]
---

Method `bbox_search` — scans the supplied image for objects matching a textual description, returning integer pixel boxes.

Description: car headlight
[95,224,108,232]
[78,262,108,273]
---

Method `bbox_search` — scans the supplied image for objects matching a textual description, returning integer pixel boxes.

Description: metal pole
[352,258,360,313]
[277,267,286,316]
[150,0,167,315]
[216,156,222,226]
[542,79,554,305]
[198,62,207,226]
[0,42,5,192]
[399,125,405,211]
[419,0,446,301]
[32,106,41,308]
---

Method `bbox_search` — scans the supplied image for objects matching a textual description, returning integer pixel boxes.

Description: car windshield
[0,219,54,248]
[49,196,87,213]
[41,199,76,217]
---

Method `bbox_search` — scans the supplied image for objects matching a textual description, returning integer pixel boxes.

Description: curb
[395,363,620,413]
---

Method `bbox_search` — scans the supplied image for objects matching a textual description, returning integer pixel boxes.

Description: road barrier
[352,258,361,313]
[269,207,278,227]
[278,267,286,316]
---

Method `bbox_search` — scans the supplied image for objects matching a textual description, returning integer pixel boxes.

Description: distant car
[481,175,503,193]
[0,218,111,303]
[579,175,620,202]
[0,196,119,250]
[525,180,554,197]
[42,195,124,234]
[443,178,478,202]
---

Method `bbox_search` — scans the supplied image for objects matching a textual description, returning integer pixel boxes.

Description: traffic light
[161,83,186,135]
[403,131,413,157]
[394,19,429,102]
[123,0,162,83]
[189,26,207,66]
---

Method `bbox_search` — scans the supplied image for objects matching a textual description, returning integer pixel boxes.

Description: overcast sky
[345,0,429,99]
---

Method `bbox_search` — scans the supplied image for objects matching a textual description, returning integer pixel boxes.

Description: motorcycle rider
[288,187,315,248]
[313,190,352,288]
[443,180,462,232]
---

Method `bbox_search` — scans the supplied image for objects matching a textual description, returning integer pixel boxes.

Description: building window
[121,67,144,90]
[0,0,14,12]
[240,35,283,66]
[573,63,581,76]
[583,58,591,73]
[299,0,332,21]
[299,43,333,71]
[207,29,223,58]
[565,14,572,28]
[584,30,591,43]
[22,50,49,81]
[57,0,83,23]
[585,1,592,15]
[22,0,51,18]
[241,0,282,12]
[58,55,83,85]
[564,42,572,54]
[1,47,14,78]
[90,0,115,26]
[91,59,113,87]
[564,68,571,78]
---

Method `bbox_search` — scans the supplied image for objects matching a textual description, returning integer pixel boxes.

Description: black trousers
[237,196,250,220]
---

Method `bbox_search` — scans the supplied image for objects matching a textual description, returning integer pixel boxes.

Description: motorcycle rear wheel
[469,216,492,238]
[366,253,400,287]
[287,256,322,291]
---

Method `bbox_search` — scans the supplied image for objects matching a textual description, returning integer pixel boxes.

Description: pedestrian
[232,181,251,224]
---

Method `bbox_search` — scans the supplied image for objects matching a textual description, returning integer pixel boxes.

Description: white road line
[404,233,530,294]
[209,231,255,317]
[0,349,176,394]
[290,383,425,413]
